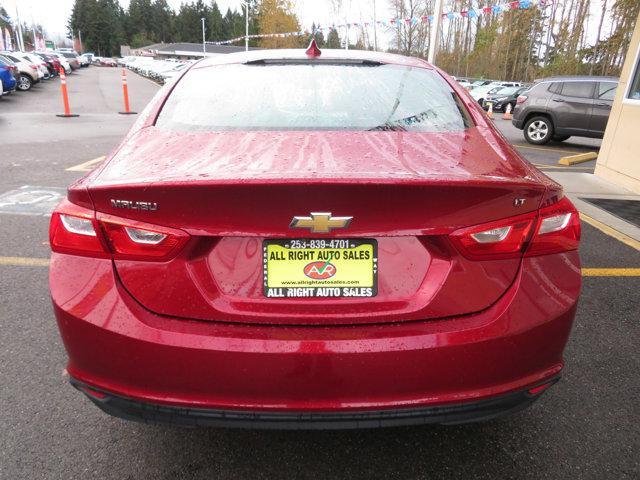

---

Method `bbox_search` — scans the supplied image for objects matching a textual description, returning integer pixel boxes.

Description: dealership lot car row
[0,48,92,96]
[119,55,195,84]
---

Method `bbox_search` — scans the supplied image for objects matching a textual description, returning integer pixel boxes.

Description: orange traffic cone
[56,68,79,118]
[487,102,493,119]
[503,103,513,120]
[118,68,137,115]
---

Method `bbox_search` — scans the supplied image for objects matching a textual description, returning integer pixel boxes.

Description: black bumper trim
[70,377,557,430]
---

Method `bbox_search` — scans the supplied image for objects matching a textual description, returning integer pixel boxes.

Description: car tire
[524,116,554,145]
[553,135,570,142]
[17,74,32,91]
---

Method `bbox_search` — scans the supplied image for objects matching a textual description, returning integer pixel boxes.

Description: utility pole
[244,1,249,52]
[427,0,444,64]
[201,17,206,56]
[78,30,83,53]
[345,22,349,50]
[372,0,378,51]
[15,5,25,51]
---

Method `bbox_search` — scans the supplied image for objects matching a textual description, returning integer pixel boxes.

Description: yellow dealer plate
[263,239,377,298]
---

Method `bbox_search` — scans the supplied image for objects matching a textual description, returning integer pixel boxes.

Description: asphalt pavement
[0,66,638,480]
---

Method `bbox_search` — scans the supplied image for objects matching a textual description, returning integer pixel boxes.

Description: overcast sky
[2,0,602,47]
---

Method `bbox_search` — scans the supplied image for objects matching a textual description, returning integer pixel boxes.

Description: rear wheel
[524,116,554,145]
[553,135,570,142]
[17,74,32,91]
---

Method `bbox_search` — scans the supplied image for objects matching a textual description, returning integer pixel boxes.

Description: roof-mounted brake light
[305,39,322,58]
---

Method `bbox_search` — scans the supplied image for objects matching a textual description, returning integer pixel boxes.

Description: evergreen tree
[68,0,123,56]
[311,23,326,48]
[326,28,341,49]
[150,0,174,43]
[174,1,209,43]
[207,2,224,41]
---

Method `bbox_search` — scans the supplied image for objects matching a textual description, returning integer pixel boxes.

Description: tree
[310,23,326,48]
[67,0,124,56]
[207,2,224,41]
[150,0,174,43]
[326,28,341,49]
[174,0,208,43]
[386,0,430,56]
[127,0,153,42]
[256,0,302,48]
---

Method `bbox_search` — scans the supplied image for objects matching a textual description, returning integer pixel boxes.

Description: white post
[15,5,25,51]
[244,2,249,52]
[427,0,444,64]
[372,0,378,51]
[345,21,349,50]
[201,17,206,55]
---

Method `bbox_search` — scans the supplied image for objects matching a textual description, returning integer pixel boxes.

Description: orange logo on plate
[304,261,337,280]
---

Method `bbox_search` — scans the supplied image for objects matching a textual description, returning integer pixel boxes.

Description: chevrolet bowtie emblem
[290,212,353,233]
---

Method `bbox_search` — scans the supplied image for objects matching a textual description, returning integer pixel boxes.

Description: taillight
[525,197,581,256]
[98,213,189,261]
[516,95,528,104]
[49,200,189,261]
[29,65,37,70]
[450,196,580,260]
[49,201,108,258]
[450,212,536,260]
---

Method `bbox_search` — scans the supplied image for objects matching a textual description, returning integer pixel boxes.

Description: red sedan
[49,44,581,429]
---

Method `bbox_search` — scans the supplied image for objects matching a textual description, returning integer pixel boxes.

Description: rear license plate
[263,239,377,298]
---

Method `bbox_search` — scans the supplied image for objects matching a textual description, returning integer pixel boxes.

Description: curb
[559,152,598,165]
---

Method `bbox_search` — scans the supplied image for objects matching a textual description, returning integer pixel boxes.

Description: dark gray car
[512,76,618,144]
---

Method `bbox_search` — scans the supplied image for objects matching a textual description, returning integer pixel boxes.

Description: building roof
[138,42,257,56]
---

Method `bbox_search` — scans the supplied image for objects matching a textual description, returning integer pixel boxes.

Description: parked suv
[0,52,40,91]
[512,76,618,144]
[0,56,17,94]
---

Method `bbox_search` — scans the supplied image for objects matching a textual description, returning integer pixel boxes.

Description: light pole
[427,0,444,64]
[241,1,249,52]
[201,17,206,56]
[372,0,378,51]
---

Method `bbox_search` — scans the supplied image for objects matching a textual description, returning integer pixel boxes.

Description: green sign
[45,40,55,49]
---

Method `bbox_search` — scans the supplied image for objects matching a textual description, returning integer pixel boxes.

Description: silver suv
[512,76,618,145]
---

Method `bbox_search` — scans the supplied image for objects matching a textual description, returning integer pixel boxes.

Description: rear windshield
[155,63,473,132]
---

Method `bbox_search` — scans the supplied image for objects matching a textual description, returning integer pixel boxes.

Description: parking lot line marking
[514,144,588,155]
[0,256,50,267]
[582,268,640,276]
[580,213,640,251]
[66,156,105,172]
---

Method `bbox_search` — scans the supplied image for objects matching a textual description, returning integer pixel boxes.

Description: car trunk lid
[87,127,546,325]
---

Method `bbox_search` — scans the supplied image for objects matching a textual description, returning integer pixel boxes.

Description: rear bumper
[71,376,557,429]
[512,115,525,129]
[51,252,580,425]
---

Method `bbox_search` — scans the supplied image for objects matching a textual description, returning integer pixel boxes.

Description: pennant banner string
[207,0,551,45]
